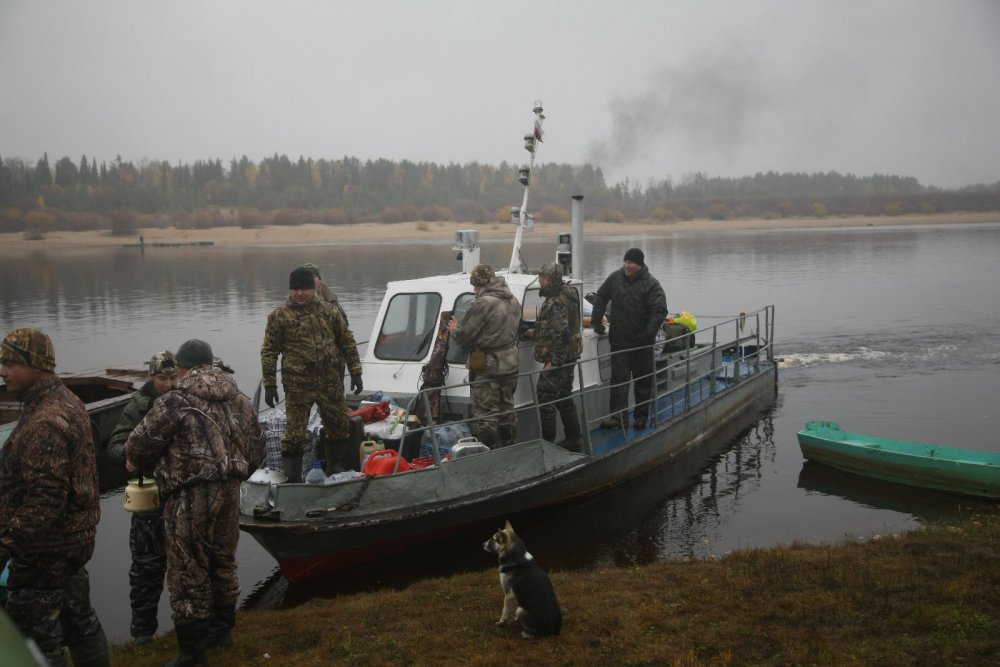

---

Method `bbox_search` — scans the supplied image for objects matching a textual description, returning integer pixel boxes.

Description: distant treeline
[2,152,998,236]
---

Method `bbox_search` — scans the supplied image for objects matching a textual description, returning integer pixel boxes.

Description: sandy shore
[2,211,996,252]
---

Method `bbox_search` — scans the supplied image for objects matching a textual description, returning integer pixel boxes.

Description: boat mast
[507,100,545,274]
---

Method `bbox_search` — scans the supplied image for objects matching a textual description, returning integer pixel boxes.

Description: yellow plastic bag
[671,311,698,332]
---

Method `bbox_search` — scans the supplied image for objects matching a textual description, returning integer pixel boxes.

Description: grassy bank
[111,512,1000,666]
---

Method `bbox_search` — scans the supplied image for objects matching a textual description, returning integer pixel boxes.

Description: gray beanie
[175,339,213,368]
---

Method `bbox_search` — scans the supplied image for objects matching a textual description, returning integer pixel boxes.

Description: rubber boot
[68,625,110,667]
[559,404,582,452]
[317,429,342,474]
[498,424,517,448]
[476,428,497,449]
[43,649,69,667]
[325,437,357,472]
[282,452,303,484]
[165,619,210,667]
[539,411,558,444]
[205,605,235,649]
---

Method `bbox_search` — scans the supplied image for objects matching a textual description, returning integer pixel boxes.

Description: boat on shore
[796,421,1000,499]
[1,365,147,490]
[238,101,780,582]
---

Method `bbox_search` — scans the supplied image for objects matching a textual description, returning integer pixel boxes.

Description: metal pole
[570,195,584,281]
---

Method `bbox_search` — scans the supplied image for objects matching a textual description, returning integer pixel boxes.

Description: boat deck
[589,351,765,457]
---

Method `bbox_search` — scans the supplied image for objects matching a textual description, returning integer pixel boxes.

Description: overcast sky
[2,1,998,189]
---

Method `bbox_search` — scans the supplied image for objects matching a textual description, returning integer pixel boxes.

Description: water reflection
[797,461,993,524]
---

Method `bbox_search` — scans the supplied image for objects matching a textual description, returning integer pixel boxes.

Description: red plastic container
[362,449,412,476]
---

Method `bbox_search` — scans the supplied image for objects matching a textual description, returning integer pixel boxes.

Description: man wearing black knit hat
[261,267,363,481]
[589,247,667,430]
[126,338,265,665]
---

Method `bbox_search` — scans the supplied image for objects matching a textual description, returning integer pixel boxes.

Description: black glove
[351,374,363,395]
[593,323,606,336]
[264,386,279,408]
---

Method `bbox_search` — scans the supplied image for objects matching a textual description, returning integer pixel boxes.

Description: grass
[112,512,1000,666]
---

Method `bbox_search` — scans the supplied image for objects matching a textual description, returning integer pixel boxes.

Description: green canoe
[796,421,1000,500]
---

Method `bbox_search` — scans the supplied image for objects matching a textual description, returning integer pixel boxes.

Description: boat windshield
[374,292,443,361]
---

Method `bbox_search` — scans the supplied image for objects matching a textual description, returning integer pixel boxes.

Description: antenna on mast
[507,100,545,274]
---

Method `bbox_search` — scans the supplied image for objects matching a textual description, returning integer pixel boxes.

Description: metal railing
[404,306,775,461]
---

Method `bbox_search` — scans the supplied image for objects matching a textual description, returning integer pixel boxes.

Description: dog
[482,520,562,638]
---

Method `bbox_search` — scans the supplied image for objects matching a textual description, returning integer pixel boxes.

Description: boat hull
[241,362,777,582]
[797,421,1000,499]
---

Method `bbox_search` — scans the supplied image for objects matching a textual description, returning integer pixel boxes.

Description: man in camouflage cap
[533,262,583,451]
[126,339,265,666]
[106,351,177,645]
[261,267,363,481]
[447,264,522,448]
[0,328,110,666]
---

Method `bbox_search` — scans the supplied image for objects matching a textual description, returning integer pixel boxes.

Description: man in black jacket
[589,248,668,430]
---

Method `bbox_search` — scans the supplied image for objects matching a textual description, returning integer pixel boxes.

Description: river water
[2,220,999,641]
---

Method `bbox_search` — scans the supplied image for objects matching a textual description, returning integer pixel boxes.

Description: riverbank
[2,211,997,253]
[110,514,999,666]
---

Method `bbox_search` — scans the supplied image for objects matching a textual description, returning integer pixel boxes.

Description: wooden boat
[1,365,147,490]
[238,101,780,582]
[796,421,1000,499]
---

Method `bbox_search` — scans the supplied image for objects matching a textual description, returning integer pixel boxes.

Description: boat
[1,365,148,490]
[238,101,780,582]
[796,421,1000,499]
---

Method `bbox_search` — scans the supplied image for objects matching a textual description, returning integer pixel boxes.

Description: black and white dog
[482,521,562,638]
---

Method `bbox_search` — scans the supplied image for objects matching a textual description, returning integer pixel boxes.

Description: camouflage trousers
[3,545,105,657]
[470,373,518,444]
[537,364,575,423]
[129,507,167,638]
[283,382,350,453]
[163,479,240,624]
[609,347,655,420]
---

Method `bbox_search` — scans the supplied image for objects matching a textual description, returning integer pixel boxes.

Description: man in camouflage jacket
[301,262,350,381]
[125,339,265,666]
[448,264,522,448]
[106,351,177,645]
[589,247,668,429]
[533,262,583,451]
[261,267,363,481]
[0,328,110,666]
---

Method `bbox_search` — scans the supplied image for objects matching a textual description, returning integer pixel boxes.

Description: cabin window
[521,286,543,325]
[519,283,583,334]
[374,292,443,361]
[445,292,476,364]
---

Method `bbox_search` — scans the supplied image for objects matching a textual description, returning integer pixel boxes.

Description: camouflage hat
[301,262,322,279]
[148,351,177,376]
[469,263,495,288]
[0,327,56,372]
[538,261,563,281]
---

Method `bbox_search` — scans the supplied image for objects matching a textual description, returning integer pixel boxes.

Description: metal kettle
[123,476,159,512]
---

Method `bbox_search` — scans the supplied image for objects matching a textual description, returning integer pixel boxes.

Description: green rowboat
[796,421,1000,500]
